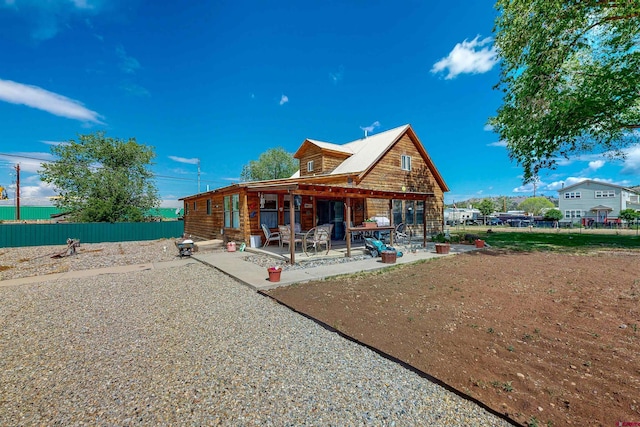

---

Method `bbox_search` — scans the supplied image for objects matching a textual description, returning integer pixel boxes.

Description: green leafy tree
[544,208,563,221]
[491,1,640,182]
[619,208,639,226]
[477,199,496,224]
[240,147,298,181]
[39,131,159,223]
[518,197,554,216]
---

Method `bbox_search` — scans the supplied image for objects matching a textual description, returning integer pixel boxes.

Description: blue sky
[1,0,639,208]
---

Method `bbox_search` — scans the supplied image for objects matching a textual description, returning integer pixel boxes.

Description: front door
[316,200,344,239]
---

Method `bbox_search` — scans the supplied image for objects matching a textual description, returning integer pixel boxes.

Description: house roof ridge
[560,179,638,193]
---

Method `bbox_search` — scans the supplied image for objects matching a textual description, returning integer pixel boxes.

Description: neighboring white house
[444,208,481,225]
[558,179,640,226]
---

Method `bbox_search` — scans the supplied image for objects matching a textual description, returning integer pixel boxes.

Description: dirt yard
[266,249,640,426]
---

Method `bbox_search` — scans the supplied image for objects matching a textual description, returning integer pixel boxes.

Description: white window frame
[564,209,582,219]
[564,191,581,199]
[595,190,615,198]
[307,160,314,172]
[401,155,412,171]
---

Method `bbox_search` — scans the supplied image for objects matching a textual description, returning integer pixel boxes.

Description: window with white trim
[401,155,412,171]
[259,194,278,228]
[307,160,314,172]
[595,190,615,198]
[564,191,581,199]
[564,210,582,219]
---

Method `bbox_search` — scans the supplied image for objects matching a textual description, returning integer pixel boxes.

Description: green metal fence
[0,221,184,248]
[0,206,183,221]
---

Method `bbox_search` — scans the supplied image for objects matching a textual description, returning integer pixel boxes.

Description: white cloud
[483,124,494,132]
[0,78,104,123]
[116,46,141,74]
[279,94,289,106]
[487,141,507,147]
[329,66,344,85]
[360,121,381,134]
[120,82,150,97]
[159,198,183,208]
[1,0,106,40]
[431,35,498,80]
[0,152,54,173]
[169,156,199,165]
[587,160,605,171]
[544,177,589,191]
[512,183,535,193]
[620,144,640,174]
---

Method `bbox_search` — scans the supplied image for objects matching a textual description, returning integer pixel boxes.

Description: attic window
[307,160,314,172]
[401,155,412,171]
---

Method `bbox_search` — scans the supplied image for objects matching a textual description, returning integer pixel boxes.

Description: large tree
[240,147,298,181]
[491,1,640,182]
[518,197,555,216]
[477,199,496,224]
[39,131,159,223]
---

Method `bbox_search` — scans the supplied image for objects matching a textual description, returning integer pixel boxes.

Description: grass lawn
[466,229,640,251]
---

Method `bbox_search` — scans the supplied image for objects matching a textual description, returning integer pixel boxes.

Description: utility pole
[197,159,201,193]
[14,164,20,221]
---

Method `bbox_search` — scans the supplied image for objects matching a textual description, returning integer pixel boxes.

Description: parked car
[489,218,503,226]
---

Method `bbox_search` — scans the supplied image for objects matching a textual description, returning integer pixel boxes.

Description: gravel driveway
[0,260,510,426]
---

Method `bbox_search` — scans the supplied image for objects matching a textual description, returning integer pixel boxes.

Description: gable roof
[294,124,448,192]
[559,179,639,194]
[331,124,409,175]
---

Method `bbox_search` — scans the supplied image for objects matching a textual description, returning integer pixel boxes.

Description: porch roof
[181,175,436,201]
[243,182,435,201]
[589,205,613,211]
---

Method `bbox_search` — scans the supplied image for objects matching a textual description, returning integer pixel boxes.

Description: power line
[0,153,225,185]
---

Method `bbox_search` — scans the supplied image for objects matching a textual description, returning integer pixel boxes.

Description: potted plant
[267,266,282,282]
[363,219,377,228]
[435,243,450,254]
[433,232,451,254]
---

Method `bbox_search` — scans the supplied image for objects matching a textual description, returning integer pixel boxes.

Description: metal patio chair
[261,224,280,247]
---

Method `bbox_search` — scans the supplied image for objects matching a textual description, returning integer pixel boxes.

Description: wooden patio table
[347,226,395,244]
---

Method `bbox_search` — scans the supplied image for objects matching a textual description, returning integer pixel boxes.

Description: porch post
[423,197,428,248]
[346,197,352,257]
[289,191,296,264]
[388,199,394,246]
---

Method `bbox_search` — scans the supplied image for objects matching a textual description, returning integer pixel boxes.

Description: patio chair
[261,224,280,247]
[395,223,408,244]
[303,224,332,256]
[279,225,302,250]
[343,221,364,241]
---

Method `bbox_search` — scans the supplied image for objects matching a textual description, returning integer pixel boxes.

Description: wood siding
[357,134,444,229]
[183,188,252,243]
[183,126,447,242]
[298,145,350,177]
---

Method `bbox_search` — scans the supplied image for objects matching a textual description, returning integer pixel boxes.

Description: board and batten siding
[357,134,444,223]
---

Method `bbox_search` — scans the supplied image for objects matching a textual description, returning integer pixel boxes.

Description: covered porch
[246,182,440,264]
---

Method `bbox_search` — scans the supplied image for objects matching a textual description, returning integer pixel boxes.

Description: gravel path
[0,263,511,426]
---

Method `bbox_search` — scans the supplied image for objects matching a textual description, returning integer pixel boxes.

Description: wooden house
[180,124,448,257]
